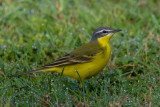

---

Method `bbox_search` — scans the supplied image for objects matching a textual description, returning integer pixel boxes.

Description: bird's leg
[74,69,83,88]
[79,81,83,88]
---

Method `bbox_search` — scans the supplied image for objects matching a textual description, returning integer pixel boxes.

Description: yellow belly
[45,46,111,82]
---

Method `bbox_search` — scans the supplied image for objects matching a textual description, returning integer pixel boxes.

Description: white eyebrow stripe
[95,29,113,34]
[95,30,103,33]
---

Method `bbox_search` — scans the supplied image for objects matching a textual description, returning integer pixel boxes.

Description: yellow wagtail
[10,27,121,87]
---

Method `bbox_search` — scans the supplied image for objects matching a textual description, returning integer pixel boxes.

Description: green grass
[0,0,160,106]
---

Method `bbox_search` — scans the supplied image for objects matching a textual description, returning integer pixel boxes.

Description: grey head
[91,27,121,41]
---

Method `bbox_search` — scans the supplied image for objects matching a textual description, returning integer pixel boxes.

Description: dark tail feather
[9,68,45,78]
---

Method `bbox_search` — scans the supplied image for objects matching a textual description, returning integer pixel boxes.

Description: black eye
[102,30,108,33]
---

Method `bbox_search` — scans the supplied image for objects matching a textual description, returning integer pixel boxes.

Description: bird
[10,27,121,88]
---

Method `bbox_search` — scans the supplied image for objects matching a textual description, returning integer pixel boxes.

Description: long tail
[9,68,45,78]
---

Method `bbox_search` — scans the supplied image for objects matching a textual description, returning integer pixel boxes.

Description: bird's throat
[97,35,110,48]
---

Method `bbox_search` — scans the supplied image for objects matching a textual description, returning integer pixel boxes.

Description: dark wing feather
[43,42,103,68]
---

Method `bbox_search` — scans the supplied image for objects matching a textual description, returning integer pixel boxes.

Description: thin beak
[111,29,122,33]
[107,29,121,39]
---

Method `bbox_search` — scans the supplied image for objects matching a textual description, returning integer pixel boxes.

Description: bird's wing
[43,42,103,68]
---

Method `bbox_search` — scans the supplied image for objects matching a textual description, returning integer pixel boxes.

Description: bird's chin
[107,33,113,39]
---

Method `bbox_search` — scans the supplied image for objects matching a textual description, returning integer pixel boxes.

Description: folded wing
[43,42,103,68]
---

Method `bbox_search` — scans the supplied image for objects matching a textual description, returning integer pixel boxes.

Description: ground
[0,0,160,106]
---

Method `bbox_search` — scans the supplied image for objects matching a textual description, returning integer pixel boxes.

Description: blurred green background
[0,0,160,106]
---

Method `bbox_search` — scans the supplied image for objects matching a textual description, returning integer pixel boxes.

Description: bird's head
[91,27,121,42]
